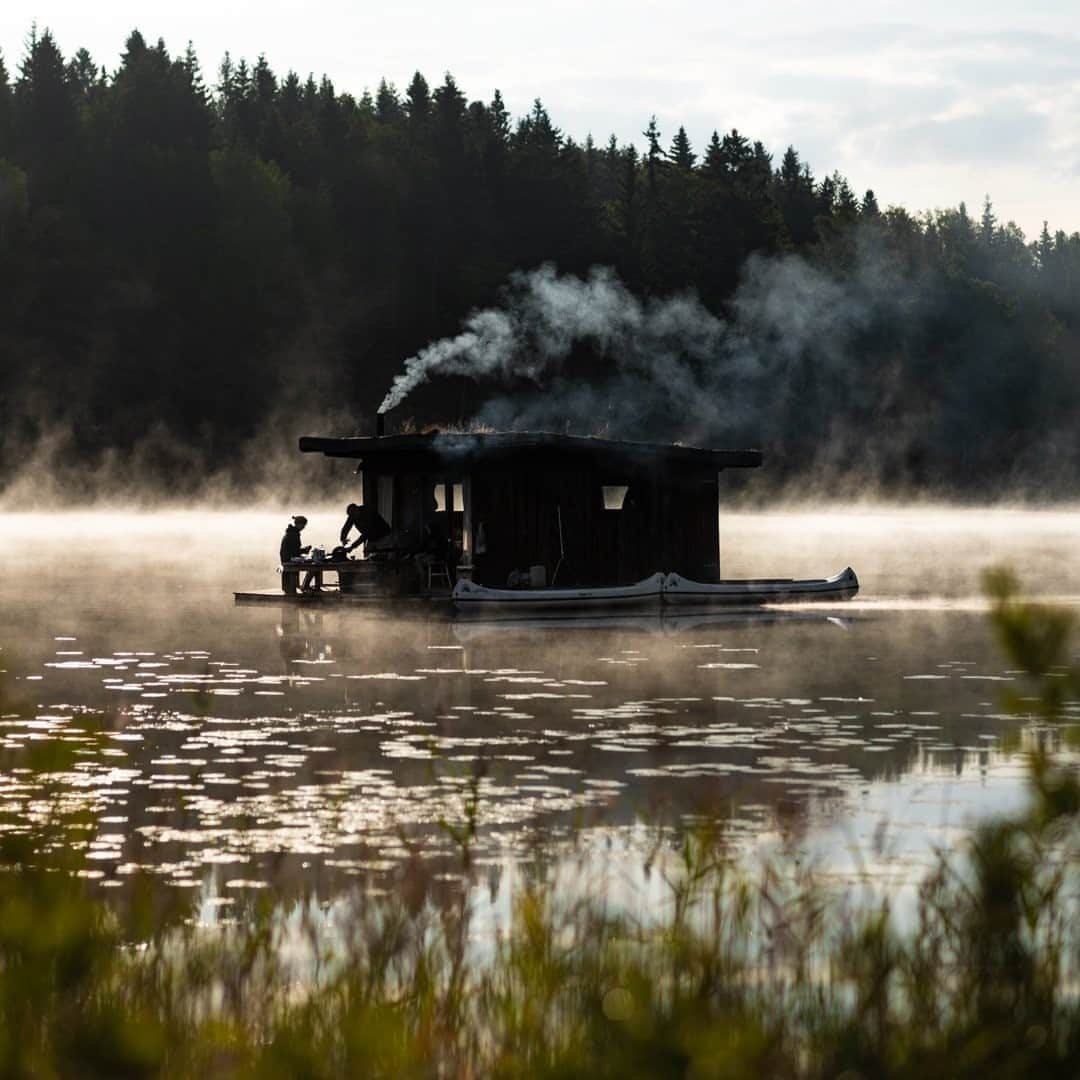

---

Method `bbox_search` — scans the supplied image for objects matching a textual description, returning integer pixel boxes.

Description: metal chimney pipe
[376,413,385,437]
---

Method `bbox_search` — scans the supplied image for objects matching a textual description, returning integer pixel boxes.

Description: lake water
[1,507,1078,906]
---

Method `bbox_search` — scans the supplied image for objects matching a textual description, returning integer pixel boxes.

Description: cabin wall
[658,477,721,582]
[470,468,559,586]
[469,465,720,587]
[357,453,722,588]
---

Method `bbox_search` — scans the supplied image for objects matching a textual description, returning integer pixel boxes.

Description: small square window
[602,485,629,510]
[433,482,465,512]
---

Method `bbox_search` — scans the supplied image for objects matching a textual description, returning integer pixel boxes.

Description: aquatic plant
[0,577,1076,1077]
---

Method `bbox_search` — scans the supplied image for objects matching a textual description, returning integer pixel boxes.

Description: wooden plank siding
[467,462,719,588]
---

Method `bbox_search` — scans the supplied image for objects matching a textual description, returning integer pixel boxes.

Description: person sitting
[414,498,458,589]
[340,503,392,556]
[280,515,311,594]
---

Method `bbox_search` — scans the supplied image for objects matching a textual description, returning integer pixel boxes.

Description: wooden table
[280,559,374,594]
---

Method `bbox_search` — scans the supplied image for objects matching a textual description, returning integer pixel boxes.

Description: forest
[2,26,1080,499]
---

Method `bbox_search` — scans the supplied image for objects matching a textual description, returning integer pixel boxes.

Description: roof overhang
[298,432,762,472]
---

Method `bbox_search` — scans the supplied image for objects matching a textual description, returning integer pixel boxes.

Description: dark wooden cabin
[299,432,762,588]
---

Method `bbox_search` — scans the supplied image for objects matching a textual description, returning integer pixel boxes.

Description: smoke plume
[378,265,743,416]
[378,257,876,454]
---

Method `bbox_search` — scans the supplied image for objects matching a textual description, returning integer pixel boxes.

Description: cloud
[858,107,1052,168]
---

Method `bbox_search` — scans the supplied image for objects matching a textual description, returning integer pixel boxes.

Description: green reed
[0,574,1076,1077]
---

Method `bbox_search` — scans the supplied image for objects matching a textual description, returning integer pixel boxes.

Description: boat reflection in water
[449,606,857,642]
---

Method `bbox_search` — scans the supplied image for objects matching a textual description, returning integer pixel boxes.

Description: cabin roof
[298,432,762,471]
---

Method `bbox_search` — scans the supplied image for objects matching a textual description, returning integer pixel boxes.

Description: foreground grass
[0,570,1078,1077]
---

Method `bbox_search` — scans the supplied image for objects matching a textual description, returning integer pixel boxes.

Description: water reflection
[1,508,1078,901]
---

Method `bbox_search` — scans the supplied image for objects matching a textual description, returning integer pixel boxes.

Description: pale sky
[5,1,1080,238]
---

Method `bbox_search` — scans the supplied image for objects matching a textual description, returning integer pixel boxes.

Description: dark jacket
[341,506,391,545]
[280,524,304,563]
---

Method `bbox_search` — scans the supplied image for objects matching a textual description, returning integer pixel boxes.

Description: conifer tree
[66,47,97,101]
[1037,221,1053,270]
[721,129,751,175]
[775,146,817,245]
[121,28,147,65]
[489,89,510,145]
[433,73,466,139]
[181,42,205,100]
[834,174,858,220]
[14,27,79,202]
[376,78,401,124]
[979,194,997,248]
[279,71,302,121]
[643,115,663,190]
[817,174,835,215]
[406,71,430,124]
[516,98,560,151]
[253,55,276,104]
[777,145,802,191]
[583,132,597,183]
[747,141,773,194]
[702,131,725,178]
[476,90,511,202]
[669,125,695,169]
[231,59,249,102]
[216,51,235,111]
[940,201,977,269]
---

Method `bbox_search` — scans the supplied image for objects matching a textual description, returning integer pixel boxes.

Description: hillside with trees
[2,26,1080,497]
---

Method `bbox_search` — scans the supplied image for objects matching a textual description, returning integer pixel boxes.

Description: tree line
[2,26,1079,495]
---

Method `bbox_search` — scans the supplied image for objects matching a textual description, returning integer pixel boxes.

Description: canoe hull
[452,573,666,613]
[452,568,859,612]
[662,567,859,606]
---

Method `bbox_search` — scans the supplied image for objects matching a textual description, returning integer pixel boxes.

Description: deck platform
[234,589,449,606]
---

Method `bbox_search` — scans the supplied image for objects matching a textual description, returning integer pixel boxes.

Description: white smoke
[377,256,877,450]
[379,308,524,414]
[378,264,739,415]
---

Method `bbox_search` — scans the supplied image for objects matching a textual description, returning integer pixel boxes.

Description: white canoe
[662,567,859,606]
[452,568,858,613]
[452,573,665,613]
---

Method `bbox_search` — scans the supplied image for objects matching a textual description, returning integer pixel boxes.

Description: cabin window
[433,482,465,512]
[602,485,629,511]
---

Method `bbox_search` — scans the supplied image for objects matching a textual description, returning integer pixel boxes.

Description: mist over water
[1,506,1077,904]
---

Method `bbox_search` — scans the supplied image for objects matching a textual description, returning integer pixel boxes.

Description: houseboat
[234,430,858,610]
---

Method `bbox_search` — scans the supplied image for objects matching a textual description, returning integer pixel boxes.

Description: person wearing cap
[340,503,391,555]
[280,515,312,594]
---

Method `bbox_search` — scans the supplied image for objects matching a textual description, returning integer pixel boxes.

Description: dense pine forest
[2,26,1080,499]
